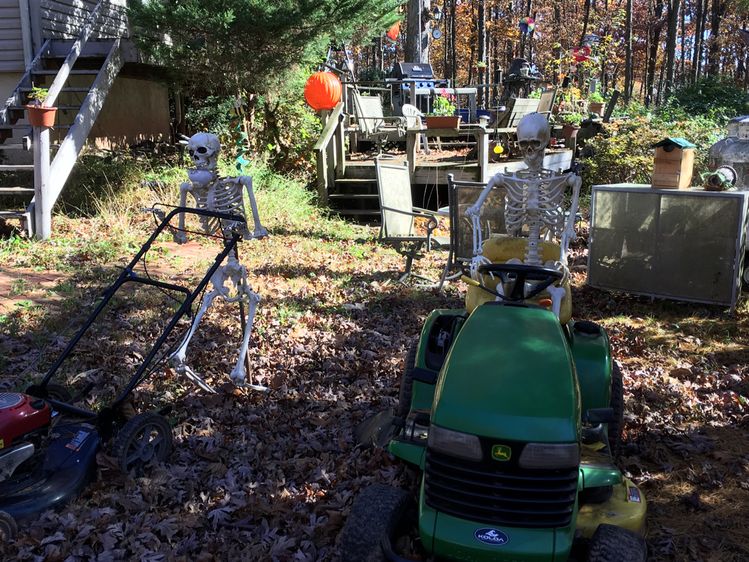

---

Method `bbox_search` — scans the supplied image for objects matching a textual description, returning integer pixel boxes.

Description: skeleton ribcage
[189,180,249,238]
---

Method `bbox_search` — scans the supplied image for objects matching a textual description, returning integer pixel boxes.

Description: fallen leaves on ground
[0,221,747,561]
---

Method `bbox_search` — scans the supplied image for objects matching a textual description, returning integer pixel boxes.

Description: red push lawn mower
[0,207,247,540]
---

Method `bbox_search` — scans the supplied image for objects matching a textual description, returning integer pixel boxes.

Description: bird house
[651,137,696,189]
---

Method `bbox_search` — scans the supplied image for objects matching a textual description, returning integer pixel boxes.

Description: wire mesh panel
[588,184,749,308]
[447,175,507,263]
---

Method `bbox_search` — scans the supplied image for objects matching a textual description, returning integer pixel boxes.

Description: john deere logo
[491,444,511,461]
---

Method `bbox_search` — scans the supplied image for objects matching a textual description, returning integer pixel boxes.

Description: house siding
[0,0,25,72]
[40,0,128,40]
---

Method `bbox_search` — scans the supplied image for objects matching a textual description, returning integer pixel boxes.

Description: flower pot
[426,115,461,129]
[25,105,57,128]
[562,124,580,147]
[589,102,605,116]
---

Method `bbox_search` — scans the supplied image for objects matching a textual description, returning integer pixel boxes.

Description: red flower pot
[25,105,57,128]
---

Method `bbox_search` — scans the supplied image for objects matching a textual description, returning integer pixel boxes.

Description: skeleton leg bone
[169,289,219,393]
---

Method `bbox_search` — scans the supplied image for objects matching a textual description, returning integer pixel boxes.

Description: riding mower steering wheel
[466,262,563,302]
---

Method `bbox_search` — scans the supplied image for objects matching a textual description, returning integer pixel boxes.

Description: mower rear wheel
[46,383,72,402]
[396,341,418,419]
[608,363,624,457]
[113,412,173,475]
[0,510,17,541]
[339,484,410,562]
[588,524,647,562]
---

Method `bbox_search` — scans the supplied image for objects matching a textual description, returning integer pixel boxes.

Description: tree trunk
[477,0,486,103]
[679,0,686,82]
[624,0,633,101]
[664,0,681,99]
[707,0,724,76]
[450,0,456,84]
[692,0,706,82]
[645,0,665,106]
[406,0,431,64]
[580,0,592,46]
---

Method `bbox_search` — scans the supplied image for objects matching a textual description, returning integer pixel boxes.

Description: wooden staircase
[327,169,380,219]
[0,0,125,238]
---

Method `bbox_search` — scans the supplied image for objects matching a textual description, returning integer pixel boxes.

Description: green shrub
[666,76,749,121]
[581,113,723,191]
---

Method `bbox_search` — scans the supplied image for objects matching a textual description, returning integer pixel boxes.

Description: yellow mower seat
[465,235,573,324]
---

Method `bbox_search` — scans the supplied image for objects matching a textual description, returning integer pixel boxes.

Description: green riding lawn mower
[341,262,648,561]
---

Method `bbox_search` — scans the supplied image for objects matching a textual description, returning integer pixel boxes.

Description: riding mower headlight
[518,443,579,469]
[428,426,482,461]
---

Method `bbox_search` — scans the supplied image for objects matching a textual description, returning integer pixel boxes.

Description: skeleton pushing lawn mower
[341,114,648,561]
[0,133,267,540]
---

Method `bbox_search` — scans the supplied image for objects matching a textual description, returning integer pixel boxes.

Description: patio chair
[443,173,508,286]
[494,97,540,129]
[375,158,449,286]
[537,88,557,118]
[401,103,430,154]
[352,91,406,157]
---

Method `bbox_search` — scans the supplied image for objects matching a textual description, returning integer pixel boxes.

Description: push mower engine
[0,392,52,481]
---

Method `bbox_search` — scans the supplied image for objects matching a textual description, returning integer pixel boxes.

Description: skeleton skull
[516,113,550,171]
[187,132,221,171]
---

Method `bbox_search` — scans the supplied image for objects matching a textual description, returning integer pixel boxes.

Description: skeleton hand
[465,203,482,218]
[469,254,492,280]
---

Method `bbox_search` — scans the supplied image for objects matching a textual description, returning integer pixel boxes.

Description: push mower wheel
[396,341,418,419]
[339,484,411,562]
[588,524,647,562]
[608,363,624,457]
[46,383,73,402]
[112,412,173,475]
[0,510,17,541]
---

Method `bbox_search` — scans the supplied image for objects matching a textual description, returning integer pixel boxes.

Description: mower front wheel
[339,484,411,562]
[113,412,173,475]
[588,524,647,562]
[0,510,17,541]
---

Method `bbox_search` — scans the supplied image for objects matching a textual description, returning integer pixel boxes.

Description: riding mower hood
[0,207,246,541]
[341,154,647,561]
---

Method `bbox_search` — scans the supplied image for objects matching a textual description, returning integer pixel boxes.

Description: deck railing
[313,102,345,205]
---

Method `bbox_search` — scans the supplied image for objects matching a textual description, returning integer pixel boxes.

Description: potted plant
[426,92,460,129]
[24,86,57,128]
[560,112,583,145]
[588,91,605,116]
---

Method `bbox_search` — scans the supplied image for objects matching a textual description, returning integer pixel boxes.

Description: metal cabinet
[588,184,749,309]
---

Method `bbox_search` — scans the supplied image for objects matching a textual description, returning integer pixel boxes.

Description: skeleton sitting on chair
[170,132,268,391]
[465,113,581,321]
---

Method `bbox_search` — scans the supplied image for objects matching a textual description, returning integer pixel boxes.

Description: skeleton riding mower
[340,113,648,561]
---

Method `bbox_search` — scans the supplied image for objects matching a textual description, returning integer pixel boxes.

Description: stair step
[0,210,27,219]
[31,69,100,75]
[10,105,81,111]
[328,193,379,199]
[0,187,34,194]
[0,165,33,171]
[331,209,381,216]
[0,143,30,150]
[334,178,376,183]
[20,87,90,93]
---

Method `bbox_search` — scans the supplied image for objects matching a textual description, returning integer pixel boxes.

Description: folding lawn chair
[352,91,406,157]
[375,158,449,286]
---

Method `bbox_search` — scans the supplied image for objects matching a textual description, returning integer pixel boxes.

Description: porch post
[33,127,51,240]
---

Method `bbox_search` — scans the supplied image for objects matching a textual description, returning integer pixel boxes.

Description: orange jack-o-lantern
[304,72,342,112]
